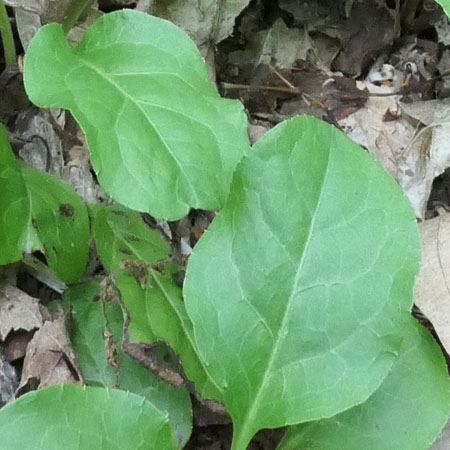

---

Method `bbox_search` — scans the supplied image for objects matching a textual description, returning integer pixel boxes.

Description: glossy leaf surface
[278,318,450,450]
[92,203,169,273]
[64,282,192,448]
[24,10,250,220]
[0,384,175,450]
[183,115,421,449]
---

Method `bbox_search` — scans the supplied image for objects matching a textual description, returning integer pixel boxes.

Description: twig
[269,64,297,91]
[0,0,16,67]
[221,82,299,95]
[62,0,93,36]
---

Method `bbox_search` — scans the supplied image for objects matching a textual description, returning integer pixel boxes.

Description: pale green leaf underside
[0,125,89,282]
[278,317,450,450]
[184,115,421,449]
[92,203,169,273]
[64,282,192,449]
[0,384,175,450]
[117,270,223,402]
[24,10,250,220]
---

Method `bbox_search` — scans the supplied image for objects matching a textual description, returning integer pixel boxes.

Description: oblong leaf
[278,317,450,450]
[64,282,192,449]
[117,269,223,402]
[0,384,175,450]
[183,115,421,449]
[24,10,250,220]
[21,167,89,283]
[0,124,31,265]
[92,203,169,273]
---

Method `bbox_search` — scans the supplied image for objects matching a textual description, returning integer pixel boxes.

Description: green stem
[62,0,93,36]
[0,0,16,67]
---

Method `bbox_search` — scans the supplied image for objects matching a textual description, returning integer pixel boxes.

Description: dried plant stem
[221,82,299,95]
[62,0,93,36]
[0,0,16,67]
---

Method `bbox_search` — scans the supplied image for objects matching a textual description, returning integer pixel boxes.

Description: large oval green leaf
[64,282,193,449]
[278,317,450,450]
[183,115,421,449]
[24,10,250,220]
[0,384,175,450]
[0,124,31,265]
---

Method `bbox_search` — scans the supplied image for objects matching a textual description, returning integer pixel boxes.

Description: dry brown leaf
[0,284,43,341]
[339,82,450,219]
[4,0,101,49]
[151,0,250,47]
[3,330,34,362]
[18,312,83,393]
[414,212,450,355]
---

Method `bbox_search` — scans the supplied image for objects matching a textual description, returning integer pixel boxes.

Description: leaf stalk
[62,0,93,36]
[0,0,16,67]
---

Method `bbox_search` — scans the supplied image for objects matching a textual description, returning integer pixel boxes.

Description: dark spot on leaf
[173,270,185,287]
[112,209,126,217]
[119,248,132,255]
[92,295,100,303]
[126,236,140,242]
[59,204,74,217]
[31,219,38,228]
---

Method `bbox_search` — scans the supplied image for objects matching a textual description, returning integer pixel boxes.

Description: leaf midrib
[75,57,198,205]
[235,136,333,444]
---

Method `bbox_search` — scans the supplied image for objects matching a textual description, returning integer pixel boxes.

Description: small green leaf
[0,126,89,281]
[0,384,175,450]
[92,203,169,273]
[278,317,450,450]
[183,116,421,449]
[21,166,89,283]
[435,0,450,19]
[0,124,32,265]
[24,10,250,220]
[117,269,223,402]
[64,282,193,448]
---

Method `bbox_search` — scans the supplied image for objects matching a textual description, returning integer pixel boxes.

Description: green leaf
[117,269,223,402]
[64,282,192,448]
[92,203,169,272]
[89,202,221,400]
[24,10,250,221]
[183,115,421,449]
[435,1,450,19]
[0,384,175,450]
[0,124,31,265]
[0,126,89,282]
[21,166,89,283]
[278,317,450,450]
